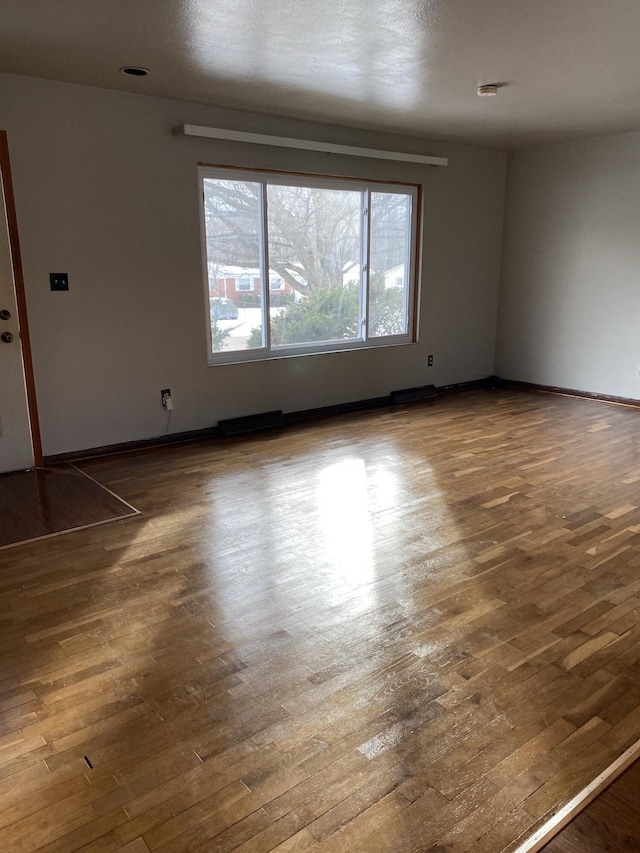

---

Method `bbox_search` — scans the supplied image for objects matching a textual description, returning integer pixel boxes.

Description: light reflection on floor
[196,441,462,637]
[317,458,374,597]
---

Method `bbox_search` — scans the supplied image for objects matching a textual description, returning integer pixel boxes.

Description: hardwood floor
[2,387,640,852]
[0,464,137,548]
[541,758,640,851]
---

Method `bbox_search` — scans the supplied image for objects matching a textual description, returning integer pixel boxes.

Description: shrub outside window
[199,167,419,364]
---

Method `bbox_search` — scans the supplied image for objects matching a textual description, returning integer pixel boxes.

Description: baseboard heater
[391,385,437,405]
[218,410,285,437]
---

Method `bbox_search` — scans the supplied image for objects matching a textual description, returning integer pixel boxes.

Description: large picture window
[199,167,419,364]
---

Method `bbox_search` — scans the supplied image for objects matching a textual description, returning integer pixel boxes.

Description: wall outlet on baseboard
[161,388,172,409]
[427,354,434,367]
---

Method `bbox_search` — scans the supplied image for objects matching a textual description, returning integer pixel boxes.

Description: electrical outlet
[427,354,434,367]
[161,388,171,408]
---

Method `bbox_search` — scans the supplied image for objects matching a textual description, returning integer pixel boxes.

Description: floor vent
[391,385,437,405]
[219,410,285,437]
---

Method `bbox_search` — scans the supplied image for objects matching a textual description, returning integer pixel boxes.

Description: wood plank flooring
[0,464,138,548]
[541,757,640,851]
[2,388,640,852]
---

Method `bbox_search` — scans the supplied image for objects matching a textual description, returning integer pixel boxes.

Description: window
[236,274,253,292]
[199,167,419,364]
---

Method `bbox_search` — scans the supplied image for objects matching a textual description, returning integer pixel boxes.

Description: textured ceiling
[1,0,640,148]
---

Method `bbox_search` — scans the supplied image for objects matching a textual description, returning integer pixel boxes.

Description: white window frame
[199,166,420,366]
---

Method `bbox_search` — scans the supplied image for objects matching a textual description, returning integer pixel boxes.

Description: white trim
[198,170,215,361]
[0,513,140,552]
[514,737,640,853]
[362,189,371,341]
[259,182,271,350]
[198,166,414,193]
[203,336,416,367]
[71,464,140,515]
[175,124,448,167]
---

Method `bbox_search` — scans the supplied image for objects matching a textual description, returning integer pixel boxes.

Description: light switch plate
[50,273,69,291]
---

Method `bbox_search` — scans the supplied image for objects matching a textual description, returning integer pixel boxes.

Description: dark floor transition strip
[0,463,139,548]
[541,757,640,853]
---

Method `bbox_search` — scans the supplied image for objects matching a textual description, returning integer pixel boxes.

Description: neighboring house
[383,264,406,289]
[210,263,405,303]
[210,266,295,302]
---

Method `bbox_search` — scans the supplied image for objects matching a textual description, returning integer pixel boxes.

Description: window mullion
[362,189,371,341]
[404,194,413,335]
[260,182,271,350]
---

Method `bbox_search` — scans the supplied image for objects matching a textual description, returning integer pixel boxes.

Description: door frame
[0,130,43,468]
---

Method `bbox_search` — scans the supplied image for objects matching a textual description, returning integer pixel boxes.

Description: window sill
[207,336,416,367]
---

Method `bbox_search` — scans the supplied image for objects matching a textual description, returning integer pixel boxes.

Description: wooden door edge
[512,736,640,853]
[0,130,43,467]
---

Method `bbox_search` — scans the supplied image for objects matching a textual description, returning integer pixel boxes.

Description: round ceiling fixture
[120,66,150,77]
[477,84,498,97]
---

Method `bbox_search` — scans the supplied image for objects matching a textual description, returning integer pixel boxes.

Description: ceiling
[2,0,640,149]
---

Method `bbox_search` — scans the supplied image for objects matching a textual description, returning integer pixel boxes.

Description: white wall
[497,132,640,399]
[0,73,506,455]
